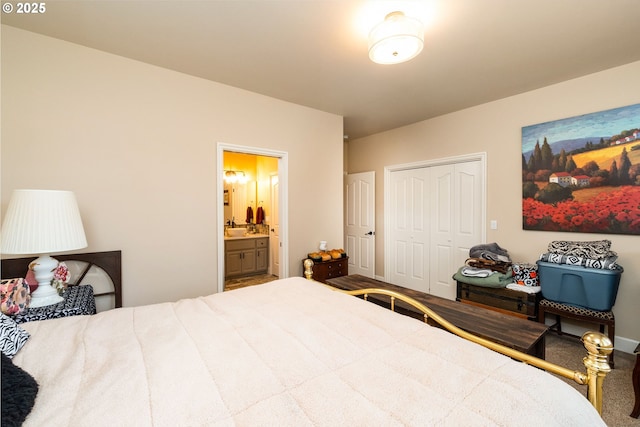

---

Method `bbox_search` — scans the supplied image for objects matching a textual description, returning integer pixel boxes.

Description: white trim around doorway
[216,143,289,294]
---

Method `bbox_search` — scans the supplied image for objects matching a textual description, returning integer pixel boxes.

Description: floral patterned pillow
[0,278,31,315]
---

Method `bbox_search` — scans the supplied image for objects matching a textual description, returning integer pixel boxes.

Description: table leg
[631,350,640,418]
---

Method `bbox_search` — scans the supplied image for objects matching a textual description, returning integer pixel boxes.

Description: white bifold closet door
[389,160,483,300]
[389,168,430,293]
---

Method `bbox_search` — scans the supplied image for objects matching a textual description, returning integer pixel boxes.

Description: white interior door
[269,174,280,276]
[388,168,429,293]
[345,172,375,278]
[453,160,483,278]
[429,161,482,299]
[429,164,454,299]
[386,155,485,300]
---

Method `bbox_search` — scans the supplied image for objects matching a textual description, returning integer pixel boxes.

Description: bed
[3,254,611,426]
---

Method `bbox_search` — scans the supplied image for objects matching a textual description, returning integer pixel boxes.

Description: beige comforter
[14,277,604,426]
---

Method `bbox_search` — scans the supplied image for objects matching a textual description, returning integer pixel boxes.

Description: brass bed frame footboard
[302,261,612,415]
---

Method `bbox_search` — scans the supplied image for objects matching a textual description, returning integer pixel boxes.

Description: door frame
[216,143,289,293]
[383,152,487,283]
[269,172,279,275]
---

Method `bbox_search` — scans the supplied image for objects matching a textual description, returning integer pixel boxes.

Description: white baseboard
[542,315,638,354]
[615,335,640,354]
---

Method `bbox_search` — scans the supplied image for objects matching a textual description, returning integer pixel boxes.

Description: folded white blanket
[461,266,496,277]
[506,283,542,294]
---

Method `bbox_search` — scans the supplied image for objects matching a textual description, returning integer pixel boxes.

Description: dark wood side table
[632,343,640,418]
[303,257,348,283]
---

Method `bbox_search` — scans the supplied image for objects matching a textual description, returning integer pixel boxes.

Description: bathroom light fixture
[224,170,237,183]
[224,170,248,184]
[368,11,424,65]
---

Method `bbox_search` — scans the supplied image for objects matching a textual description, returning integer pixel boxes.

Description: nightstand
[12,285,96,324]
[303,257,348,283]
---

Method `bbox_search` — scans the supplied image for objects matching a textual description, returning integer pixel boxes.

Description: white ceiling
[4,0,640,139]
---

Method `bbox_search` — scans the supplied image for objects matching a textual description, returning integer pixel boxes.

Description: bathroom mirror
[224,180,257,225]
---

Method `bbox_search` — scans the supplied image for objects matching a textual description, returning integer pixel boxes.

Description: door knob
[365,231,375,236]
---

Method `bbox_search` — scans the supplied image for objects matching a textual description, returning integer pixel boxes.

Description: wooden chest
[456,281,540,320]
[304,257,348,283]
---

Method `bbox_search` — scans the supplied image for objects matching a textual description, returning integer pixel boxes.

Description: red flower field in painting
[523,186,640,235]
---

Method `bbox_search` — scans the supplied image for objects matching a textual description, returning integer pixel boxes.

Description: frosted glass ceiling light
[368,11,424,65]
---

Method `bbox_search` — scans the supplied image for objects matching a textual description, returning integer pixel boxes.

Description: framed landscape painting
[522,103,640,235]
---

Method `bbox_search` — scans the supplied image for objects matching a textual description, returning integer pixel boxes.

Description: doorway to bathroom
[216,143,289,293]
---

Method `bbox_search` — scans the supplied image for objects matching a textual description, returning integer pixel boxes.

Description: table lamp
[1,189,88,307]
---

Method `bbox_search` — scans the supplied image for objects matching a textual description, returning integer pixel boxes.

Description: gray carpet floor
[545,333,639,426]
[224,277,638,425]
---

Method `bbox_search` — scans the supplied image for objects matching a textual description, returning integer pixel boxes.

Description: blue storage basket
[536,261,623,311]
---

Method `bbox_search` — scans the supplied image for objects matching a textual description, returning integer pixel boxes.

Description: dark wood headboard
[1,250,122,308]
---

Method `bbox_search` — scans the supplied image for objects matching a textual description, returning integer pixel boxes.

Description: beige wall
[348,60,640,345]
[1,26,344,306]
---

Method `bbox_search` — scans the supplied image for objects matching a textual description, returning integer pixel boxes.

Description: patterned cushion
[1,278,31,315]
[539,252,620,270]
[539,299,614,320]
[0,314,30,358]
[12,285,96,324]
[547,240,616,261]
[512,263,538,286]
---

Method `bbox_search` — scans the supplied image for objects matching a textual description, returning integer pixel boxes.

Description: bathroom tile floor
[224,274,279,291]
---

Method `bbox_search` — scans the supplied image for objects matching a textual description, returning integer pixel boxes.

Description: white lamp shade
[369,11,424,65]
[1,189,88,255]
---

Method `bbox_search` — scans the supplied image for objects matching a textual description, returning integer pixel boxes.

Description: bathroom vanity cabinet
[225,236,269,279]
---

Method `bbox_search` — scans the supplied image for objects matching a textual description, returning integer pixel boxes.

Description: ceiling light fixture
[368,11,424,65]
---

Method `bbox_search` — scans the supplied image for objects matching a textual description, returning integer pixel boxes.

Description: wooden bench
[537,298,615,368]
[326,275,549,359]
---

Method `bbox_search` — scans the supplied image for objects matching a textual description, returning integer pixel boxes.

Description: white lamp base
[29,255,64,308]
[30,288,64,308]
